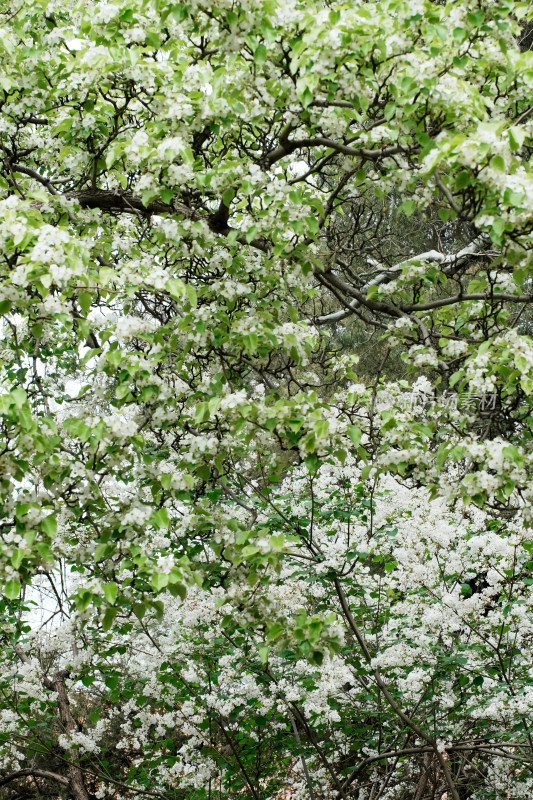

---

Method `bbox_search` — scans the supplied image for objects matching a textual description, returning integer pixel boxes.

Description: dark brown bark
[0,770,69,789]
[69,189,176,216]
[43,672,92,800]
[67,189,269,251]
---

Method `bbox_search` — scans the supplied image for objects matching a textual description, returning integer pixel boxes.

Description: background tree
[1,0,533,798]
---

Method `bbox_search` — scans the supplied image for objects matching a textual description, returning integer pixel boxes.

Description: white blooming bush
[1,0,533,798]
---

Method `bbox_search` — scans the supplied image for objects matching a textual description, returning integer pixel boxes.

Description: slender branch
[216,720,261,800]
[314,241,509,323]
[434,169,463,216]
[317,271,403,318]
[514,106,533,125]
[11,163,59,195]
[263,131,414,167]
[288,710,317,800]
[333,578,461,800]
[309,99,355,109]
[403,290,533,312]
[287,137,412,161]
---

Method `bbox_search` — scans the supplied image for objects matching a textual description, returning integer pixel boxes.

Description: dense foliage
[1,0,533,797]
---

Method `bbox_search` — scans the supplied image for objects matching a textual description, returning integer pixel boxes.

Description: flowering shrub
[1,0,533,798]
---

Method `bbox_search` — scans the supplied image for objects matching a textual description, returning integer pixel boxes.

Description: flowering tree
[1,0,533,797]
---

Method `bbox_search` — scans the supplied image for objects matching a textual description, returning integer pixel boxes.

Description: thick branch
[13,647,90,800]
[48,673,92,800]
[312,235,494,324]
[70,190,270,252]
[11,163,59,195]
[317,271,403,318]
[264,134,411,168]
[0,770,69,789]
[291,137,411,161]
[8,176,271,253]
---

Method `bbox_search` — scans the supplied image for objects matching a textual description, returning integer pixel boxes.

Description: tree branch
[434,169,463,216]
[11,163,59,195]
[311,235,495,323]
[333,578,461,800]
[12,646,90,800]
[69,190,271,252]
[0,770,69,789]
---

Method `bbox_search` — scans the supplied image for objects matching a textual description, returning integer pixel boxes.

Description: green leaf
[151,508,170,529]
[165,278,185,300]
[105,674,119,690]
[491,218,505,239]
[449,370,464,388]
[455,169,471,188]
[266,622,284,642]
[241,545,260,557]
[103,582,118,605]
[509,126,526,151]
[521,377,533,395]
[305,454,319,473]
[94,543,109,562]
[246,224,258,243]
[361,465,372,481]
[236,529,252,545]
[504,188,525,207]
[78,292,92,315]
[222,188,235,207]
[310,649,324,665]
[41,515,57,538]
[11,549,24,569]
[399,199,416,217]
[194,401,210,424]
[254,44,267,65]
[347,425,362,446]
[102,606,118,631]
[185,284,197,307]
[489,155,505,172]
[151,572,169,591]
[76,590,92,612]
[300,86,313,108]
[168,582,186,600]
[142,189,159,207]
[36,542,53,561]
[195,464,211,482]
[502,445,520,463]
[4,580,21,600]
[384,102,396,121]
[258,646,269,664]
[133,602,147,620]
[11,388,27,407]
